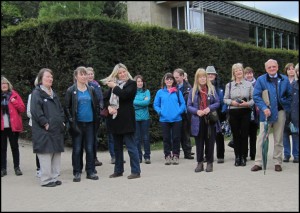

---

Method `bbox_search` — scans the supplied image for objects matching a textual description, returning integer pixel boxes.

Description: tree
[1,1,22,29]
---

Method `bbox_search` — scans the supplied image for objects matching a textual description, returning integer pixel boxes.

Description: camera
[235,98,247,103]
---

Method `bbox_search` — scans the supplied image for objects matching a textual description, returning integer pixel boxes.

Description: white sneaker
[172,156,179,165]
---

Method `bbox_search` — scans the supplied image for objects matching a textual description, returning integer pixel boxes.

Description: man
[251,59,292,172]
[173,68,194,159]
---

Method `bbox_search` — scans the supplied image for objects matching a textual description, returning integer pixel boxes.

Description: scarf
[109,80,126,119]
[1,92,11,115]
[199,86,208,110]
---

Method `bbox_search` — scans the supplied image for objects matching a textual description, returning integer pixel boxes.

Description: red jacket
[1,90,25,132]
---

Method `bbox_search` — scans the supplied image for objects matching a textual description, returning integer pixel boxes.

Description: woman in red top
[1,76,25,177]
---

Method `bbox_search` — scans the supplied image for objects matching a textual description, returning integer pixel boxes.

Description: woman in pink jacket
[1,76,25,177]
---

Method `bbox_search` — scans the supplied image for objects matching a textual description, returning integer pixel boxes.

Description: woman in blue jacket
[153,73,186,165]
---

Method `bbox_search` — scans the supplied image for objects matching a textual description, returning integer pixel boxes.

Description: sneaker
[127,173,141,179]
[293,158,299,163]
[145,159,151,164]
[95,159,103,166]
[36,169,41,178]
[165,156,171,165]
[172,156,179,165]
[73,173,81,182]
[86,173,99,180]
[283,157,290,162]
[42,182,56,187]
[109,173,123,178]
[1,169,7,177]
[14,167,23,176]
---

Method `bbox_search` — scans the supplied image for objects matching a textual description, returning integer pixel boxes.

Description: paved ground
[1,135,299,212]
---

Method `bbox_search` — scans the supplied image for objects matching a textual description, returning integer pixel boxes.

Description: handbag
[207,110,219,124]
[100,107,109,117]
[289,122,299,134]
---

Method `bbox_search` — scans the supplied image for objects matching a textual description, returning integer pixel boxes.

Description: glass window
[289,34,294,50]
[189,9,203,32]
[274,31,282,49]
[248,25,256,45]
[282,33,288,49]
[178,6,185,30]
[257,27,264,47]
[171,7,178,29]
[266,29,272,48]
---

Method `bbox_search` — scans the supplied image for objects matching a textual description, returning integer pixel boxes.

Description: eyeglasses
[165,78,174,81]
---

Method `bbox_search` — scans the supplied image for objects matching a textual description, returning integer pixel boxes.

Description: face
[198,75,207,86]
[286,66,295,77]
[207,73,216,82]
[165,77,174,87]
[1,82,9,92]
[173,72,184,84]
[87,71,94,82]
[42,71,53,88]
[136,78,143,89]
[245,72,254,81]
[234,68,244,80]
[265,60,278,76]
[117,68,128,81]
[76,72,88,84]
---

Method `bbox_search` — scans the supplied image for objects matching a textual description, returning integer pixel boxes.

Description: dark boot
[234,157,240,167]
[206,163,213,172]
[240,156,246,166]
[194,162,204,172]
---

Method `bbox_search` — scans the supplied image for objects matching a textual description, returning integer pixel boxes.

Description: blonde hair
[1,76,13,91]
[231,63,244,81]
[101,63,132,83]
[86,67,94,73]
[191,68,216,102]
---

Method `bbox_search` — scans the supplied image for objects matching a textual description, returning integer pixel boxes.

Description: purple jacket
[187,89,221,136]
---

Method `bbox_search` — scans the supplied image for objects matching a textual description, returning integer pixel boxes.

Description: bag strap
[176,90,181,105]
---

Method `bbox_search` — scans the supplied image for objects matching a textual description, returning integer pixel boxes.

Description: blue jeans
[283,130,299,160]
[135,120,151,160]
[106,119,115,159]
[161,121,182,157]
[72,122,95,176]
[112,133,141,174]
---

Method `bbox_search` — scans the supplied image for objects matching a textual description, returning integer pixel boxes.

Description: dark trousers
[1,128,20,170]
[195,117,216,163]
[216,132,225,159]
[229,108,251,159]
[181,116,192,156]
[247,121,258,159]
[161,121,182,157]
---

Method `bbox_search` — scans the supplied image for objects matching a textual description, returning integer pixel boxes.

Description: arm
[178,90,186,114]
[10,91,25,113]
[27,94,32,118]
[153,90,162,115]
[134,90,151,107]
[187,90,198,115]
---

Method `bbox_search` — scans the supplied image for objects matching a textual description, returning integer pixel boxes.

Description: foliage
[1,17,298,148]
[1,1,22,29]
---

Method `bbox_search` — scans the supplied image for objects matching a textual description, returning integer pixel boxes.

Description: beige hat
[206,66,217,75]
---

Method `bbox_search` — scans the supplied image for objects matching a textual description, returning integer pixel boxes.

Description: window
[171,6,185,30]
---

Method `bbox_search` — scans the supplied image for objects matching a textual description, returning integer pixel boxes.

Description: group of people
[1,59,298,187]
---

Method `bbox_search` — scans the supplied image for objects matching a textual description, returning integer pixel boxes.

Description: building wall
[204,13,249,43]
[127,1,171,28]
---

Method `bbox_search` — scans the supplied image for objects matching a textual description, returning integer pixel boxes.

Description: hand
[107,81,116,89]
[11,98,15,102]
[232,100,239,107]
[263,108,271,118]
[238,100,249,107]
[203,107,210,115]
[44,123,49,131]
[197,110,205,117]
[108,106,117,115]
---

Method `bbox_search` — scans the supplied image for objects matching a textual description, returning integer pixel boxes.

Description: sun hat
[206,66,217,75]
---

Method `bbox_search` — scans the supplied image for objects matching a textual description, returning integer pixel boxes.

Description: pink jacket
[1,90,25,132]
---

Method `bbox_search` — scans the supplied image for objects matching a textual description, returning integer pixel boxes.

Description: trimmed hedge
[1,17,298,146]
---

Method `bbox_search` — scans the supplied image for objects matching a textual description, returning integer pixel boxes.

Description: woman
[104,63,141,179]
[87,67,103,167]
[65,66,99,182]
[153,73,186,165]
[224,63,254,167]
[30,69,65,187]
[1,76,25,177]
[133,75,151,164]
[187,68,220,172]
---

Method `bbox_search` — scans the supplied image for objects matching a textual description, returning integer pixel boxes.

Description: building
[127,1,299,50]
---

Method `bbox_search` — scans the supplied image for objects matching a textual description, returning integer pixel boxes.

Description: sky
[237,1,299,22]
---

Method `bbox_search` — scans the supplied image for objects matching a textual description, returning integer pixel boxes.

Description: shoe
[14,167,23,176]
[42,182,56,187]
[217,158,224,164]
[251,165,262,172]
[191,152,195,156]
[55,180,62,185]
[195,162,204,173]
[228,140,234,148]
[73,173,81,182]
[165,155,171,165]
[203,157,207,163]
[111,158,115,164]
[283,157,290,162]
[87,173,99,180]
[234,157,241,167]
[145,159,151,164]
[1,169,7,177]
[95,159,103,166]
[275,165,282,172]
[206,163,213,172]
[184,154,194,160]
[240,157,246,167]
[127,173,141,179]
[109,173,123,178]
[293,158,299,163]
[172,156,179,165]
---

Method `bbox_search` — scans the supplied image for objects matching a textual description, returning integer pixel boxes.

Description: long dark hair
[134,75,147,91]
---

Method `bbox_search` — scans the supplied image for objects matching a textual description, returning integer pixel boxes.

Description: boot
[206,163,213,172]
[234,157,240,167]
[240,156,246,166]
[194,162,204,173]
